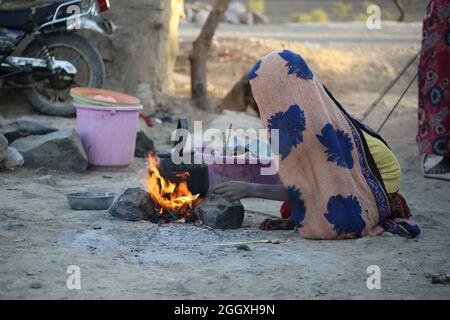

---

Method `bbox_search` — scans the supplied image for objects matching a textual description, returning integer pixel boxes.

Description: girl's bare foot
[260,218,295,230]
[427,156,450,174]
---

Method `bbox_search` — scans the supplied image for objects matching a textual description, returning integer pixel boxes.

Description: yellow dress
[362,132,401,194]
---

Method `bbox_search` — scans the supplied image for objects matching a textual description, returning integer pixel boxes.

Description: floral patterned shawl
[248,50,410,240]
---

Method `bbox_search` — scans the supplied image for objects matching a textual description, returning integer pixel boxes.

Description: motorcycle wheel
[22,32,105,117]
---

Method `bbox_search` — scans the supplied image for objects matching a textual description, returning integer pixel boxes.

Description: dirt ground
[0,22,449,299]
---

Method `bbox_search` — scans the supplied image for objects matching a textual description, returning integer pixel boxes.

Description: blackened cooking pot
[157,119,209,195]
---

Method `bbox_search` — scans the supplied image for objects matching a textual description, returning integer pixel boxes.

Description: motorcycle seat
[0,7,31,30]
[0,1,81,30]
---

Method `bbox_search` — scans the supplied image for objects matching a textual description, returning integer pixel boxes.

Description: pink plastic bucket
[75,103,143,167]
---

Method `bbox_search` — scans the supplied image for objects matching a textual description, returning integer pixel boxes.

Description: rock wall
[1,0,184,113]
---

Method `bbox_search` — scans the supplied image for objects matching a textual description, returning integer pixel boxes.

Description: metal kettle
[157,118,209,196]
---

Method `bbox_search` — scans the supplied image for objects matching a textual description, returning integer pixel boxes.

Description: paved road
[179,21,422,45]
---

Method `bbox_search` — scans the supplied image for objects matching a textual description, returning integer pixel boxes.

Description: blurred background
[0,0,429,116]
[185,0,428,22]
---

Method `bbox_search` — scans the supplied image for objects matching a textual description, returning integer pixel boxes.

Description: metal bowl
[66,192,115,210]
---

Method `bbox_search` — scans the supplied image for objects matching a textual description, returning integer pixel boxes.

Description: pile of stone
[0,116,156,172]
[109,188,244,229]
[11,128,88,172]
[184,1,269,26]
[0,117,88,172]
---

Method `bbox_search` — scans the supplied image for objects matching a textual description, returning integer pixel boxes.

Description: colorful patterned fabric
[380,219,421,239]
[281,191,418,238]
[417,0,450,156]
[249,50,420,239]
[387,192,412,219]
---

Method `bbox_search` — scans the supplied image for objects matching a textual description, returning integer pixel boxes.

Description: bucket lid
[74,102,143,112]
[70,87,141,106]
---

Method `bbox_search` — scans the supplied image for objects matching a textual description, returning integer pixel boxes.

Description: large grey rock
[194,194,244,229]
[0,134,8,161]
[0,116,57,143]
[11,128,88,172]
[109,187,159,222]
[3,147,24,170]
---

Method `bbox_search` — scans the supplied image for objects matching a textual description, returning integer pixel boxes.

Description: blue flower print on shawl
[278,50,314,80]
[287,186,306,228]
[267,104,306,160]
[324,195,366,236]
[248,60,261,80]
[317,123,354,169]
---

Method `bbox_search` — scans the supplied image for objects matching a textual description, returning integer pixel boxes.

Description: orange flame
[145,154,201,213]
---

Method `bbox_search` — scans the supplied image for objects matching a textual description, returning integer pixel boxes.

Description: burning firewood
[145,154,202,220]
[109,151,205,224]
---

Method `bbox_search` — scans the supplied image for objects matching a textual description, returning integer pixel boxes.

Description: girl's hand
[211,181,253,201]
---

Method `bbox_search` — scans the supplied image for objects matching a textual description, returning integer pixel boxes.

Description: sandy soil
[0,22,449,299]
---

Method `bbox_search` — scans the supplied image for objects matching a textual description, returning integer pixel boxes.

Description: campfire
[109,133,244,229]
[145,154,202,222]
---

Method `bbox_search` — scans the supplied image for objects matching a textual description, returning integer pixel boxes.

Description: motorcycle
[0,0,116,116]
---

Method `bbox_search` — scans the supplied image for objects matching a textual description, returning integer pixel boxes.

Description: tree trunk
[189,0,230,110]
[393,0,405,22]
